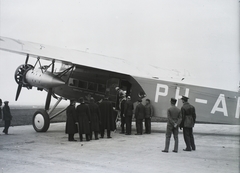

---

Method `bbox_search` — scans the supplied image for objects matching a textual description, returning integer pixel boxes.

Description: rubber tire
[32,109,50,132]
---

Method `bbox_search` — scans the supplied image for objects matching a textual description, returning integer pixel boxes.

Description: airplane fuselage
[133,76,240,125]
[52,65,239,125]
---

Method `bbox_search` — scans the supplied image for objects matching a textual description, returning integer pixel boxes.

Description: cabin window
[69,78,78,87]
[98,84,106,93]
[88,82,97,91]
[78,80,88,89]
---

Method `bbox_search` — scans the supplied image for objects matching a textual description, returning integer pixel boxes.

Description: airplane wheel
[33,109,50,132]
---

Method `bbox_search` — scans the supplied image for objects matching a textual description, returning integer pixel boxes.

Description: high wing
[0,36,147,77]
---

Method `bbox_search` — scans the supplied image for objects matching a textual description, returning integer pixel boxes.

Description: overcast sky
[0,0,239,105]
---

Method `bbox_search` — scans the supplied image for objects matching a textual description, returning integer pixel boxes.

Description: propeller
[15,83,23,101]
[14,55,33,101]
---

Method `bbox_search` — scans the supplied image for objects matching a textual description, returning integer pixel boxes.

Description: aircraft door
[120,80,132,97]
[106,78,120,108]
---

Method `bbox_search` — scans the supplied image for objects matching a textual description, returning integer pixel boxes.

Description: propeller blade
[45,88,52,110]
[15,84,22,101]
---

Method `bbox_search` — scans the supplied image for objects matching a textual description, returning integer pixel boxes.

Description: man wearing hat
[162,98,182,153]
[76,97,91,141]
[99,95,114,138]
[134,99,145,135]
[124,96,134,135]
[2,101,12,135]
[180,96,196,151]
[144,99,154,134]
[119,95,127,134]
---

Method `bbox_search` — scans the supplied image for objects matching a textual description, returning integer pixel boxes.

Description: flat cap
[181,96,189,101]
[170,98,177,104]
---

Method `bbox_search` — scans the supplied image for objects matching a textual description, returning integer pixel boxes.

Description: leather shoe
[183,149,191,151]
[162,150,168,153]
[172,150,178,153]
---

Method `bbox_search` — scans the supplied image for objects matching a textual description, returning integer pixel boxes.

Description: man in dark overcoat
[65,100,78,141]
[119,96,126,134]
[135,99,145,135]
[162,98,182,153]
[180,96,196,151]
[76,97,91,141]
[2,101,12,135]
[99,95,114,138]
[88,97,101,140]
[124,96,134,135]
[144,99,154,134]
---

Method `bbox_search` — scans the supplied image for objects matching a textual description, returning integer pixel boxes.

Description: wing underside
[0,36,145,76]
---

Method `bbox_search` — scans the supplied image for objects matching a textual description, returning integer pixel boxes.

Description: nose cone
[25,70,65,88]
[50,76,65,87]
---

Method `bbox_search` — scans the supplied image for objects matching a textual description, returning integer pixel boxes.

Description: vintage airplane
[0,36,239,132]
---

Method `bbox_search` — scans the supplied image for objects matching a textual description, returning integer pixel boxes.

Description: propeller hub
[14,64,33,101]
[15,64,33,88]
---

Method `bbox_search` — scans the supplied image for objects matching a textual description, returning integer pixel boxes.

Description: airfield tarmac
[0,122,239,173]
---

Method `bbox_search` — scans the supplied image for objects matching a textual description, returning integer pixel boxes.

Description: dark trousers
[101,129,111,138]
[120,114,126,133]
[183,127,195,150]
[90,131,99,140]
[68,134,75,141]
[164,125,179,151]
[79,133,90,141]
[136,119,143,134]
[125,115,132,134]
[3,120,11,134]
[144,118,151,134]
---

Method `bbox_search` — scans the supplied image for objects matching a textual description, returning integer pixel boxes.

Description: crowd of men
[0,88,196,153]
[65,95,115,142]
[65,87,197,153]
[65,93,155,142]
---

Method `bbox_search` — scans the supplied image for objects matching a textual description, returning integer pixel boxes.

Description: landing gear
[32,97,68,132]
[32,110,50,132]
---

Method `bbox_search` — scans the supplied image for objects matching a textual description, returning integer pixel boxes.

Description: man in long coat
[180,96,196,151]
[2,101,12,135]
[124,96,134,135]
[144,99,154,134]
[162,98,182,153]
[76,97,91,141]
[88,97,101,140]
[135,99,145,135]
[65,100,78,141]
[119,96,126,134]
[99,95,114,138]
